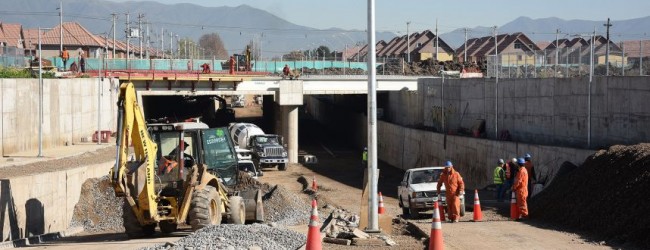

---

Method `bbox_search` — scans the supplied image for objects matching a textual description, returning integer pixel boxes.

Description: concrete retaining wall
[0,161,113,242]
[416,77,650,148]
[305,95,595,189]
[0,78,118,156]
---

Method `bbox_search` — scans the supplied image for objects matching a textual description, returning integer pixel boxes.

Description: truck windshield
[254,136,278,145]
[410,169,443,184]
[202,128,238,185]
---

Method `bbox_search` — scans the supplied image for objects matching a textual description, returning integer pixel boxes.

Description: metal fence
[487,46,647,78]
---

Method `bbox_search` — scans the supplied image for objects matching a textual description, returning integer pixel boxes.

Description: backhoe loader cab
[112,82,263,239]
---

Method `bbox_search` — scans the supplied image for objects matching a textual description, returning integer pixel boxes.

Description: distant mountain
[441,16,650,48]
[0,0,396,57]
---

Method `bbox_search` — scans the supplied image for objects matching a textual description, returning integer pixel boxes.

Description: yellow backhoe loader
[110,82,264,238]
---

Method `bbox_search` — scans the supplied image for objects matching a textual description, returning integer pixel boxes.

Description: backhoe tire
[189,186,222,231]
[278,163,287,171]
[159,221,178,234]
[122,202,155,238]
[228,196,246,225]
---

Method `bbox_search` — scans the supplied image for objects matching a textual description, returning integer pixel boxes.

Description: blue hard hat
[517,158,526,165]
[524,153,532,159]
[444,161,453,167]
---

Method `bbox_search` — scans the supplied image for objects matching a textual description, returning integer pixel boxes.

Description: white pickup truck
[397,166,465,218]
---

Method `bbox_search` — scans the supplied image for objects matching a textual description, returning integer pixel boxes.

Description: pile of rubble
[144,224,306,250]
[530,143,650,249]
[69,176,124,233]
[320,208,396,247]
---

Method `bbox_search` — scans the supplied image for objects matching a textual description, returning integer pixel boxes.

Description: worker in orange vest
[229,56,236,75]
[61,48,70,70]
[512,157,529,220]
[437,161,465,222]
[524,153,536,197]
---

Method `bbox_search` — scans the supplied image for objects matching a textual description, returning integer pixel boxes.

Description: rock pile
[69,176,124,233]
[320,209,396,246]
[530,143,650,249]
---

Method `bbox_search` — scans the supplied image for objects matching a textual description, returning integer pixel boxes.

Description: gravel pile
[69,175,124,232]
[530,143,650,249]
[263,185,311,226]
[143,224,306,250]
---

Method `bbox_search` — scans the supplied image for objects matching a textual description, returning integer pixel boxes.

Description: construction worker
[505,158,518,196]
[512,157,529,220]
[437,161,465,222]
[282,64,291,78]
[61,48,69,70]
[493,159,506,202]
[361,147,368,169]
[229,56,236,75]
[524,153,537,197]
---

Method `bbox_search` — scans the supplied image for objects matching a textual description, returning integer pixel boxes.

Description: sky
[108,0,650,33]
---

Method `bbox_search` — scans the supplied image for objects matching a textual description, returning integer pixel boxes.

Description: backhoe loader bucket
[240,189,265,222]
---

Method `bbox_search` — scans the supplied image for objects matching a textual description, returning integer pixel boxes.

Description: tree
[282,50,305,60]
[199,33,228,59]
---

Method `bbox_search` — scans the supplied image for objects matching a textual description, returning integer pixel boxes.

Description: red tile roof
[0,23,23,47]
[622,40,650,58]
[42,22,104,47]
[22,28,42,50]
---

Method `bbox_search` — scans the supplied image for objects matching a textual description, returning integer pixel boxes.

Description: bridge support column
[282,105,299,163]
[277,80,303,164]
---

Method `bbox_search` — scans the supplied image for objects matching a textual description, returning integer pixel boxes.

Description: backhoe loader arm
[111,82,159,222]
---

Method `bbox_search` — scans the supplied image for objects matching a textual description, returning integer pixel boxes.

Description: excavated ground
[529,143,650,249]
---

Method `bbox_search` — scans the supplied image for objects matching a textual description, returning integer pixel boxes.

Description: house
[622,40,650,66]
[456,32,541,65]
[544,36,626,66]
[0,22,24,55]
[352,30,454,62]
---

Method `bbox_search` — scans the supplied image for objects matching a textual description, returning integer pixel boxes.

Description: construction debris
[530,143,650,249]
[319,208,396,246]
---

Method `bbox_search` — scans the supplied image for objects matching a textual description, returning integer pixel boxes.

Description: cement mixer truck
[229,123,288,171]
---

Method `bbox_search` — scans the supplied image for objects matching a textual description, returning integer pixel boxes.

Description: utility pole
[621,42,625,76]
[641,41,644,75]
[366,0,379,233]
[169,32,173,59]
[435,19,439,61]
[588,27,595,148]
[161,28,164,58]
[112,13,117,59]
[604,18,612,76]
[464,28,468,62]
[145,21,150,59]
[125,13,130,66]
[59,1,63,53]
[493,25,498,138]
[138,13,144,59]
[406,21,411,63]
[555,29,560,78]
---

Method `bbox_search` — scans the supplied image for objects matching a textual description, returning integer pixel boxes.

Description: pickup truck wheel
[401,207,410,217]
[278,163,287,171]
[408,198,420,219]
[189,186,222,231]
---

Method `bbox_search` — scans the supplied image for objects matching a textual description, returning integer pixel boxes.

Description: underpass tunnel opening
[141,95,235,127]
[299,93,390,149]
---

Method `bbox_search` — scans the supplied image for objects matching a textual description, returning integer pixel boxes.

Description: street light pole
[366,0,379,233]
[406,21,411,63]
[38,27,44,157]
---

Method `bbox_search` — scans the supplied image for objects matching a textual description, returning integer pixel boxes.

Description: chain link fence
[487,45,648,78]
[0,46,29,68]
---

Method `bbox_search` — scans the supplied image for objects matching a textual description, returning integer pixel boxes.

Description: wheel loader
[110,82,264,238]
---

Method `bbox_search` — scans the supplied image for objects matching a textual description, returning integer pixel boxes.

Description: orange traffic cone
[429,201,444,250]
[312,176,318,191]
[472,189,483,222]
[306,199,322,250]
[378,192,386,214]
[510,192,519,220]
[437,195,446,222]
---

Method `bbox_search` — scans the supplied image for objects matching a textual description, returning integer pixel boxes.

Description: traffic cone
[378,192,386,214]
[428,201,444,250]
[312,176,318,191]
[437,195,446,222]
[472,189,483,222]
[306,199,322,250]
[510,192,519,220]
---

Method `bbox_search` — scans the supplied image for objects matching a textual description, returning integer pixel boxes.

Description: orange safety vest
[62,50,69,59]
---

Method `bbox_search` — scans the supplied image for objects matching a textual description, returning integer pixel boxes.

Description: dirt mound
[69,176,124,232]
[530,144,650,248]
